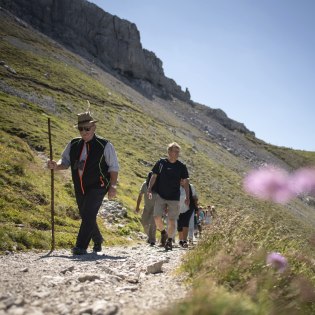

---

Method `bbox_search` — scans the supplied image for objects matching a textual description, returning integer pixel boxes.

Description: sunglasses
[78,126,92,132]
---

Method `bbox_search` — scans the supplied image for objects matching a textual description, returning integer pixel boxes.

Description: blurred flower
[289,167,315,195]
[243,165,315,204]
[266,252,288,273]
[243,166,294,204]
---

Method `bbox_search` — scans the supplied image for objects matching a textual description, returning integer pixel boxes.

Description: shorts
[154,194,180,220]
[177,208,193,231]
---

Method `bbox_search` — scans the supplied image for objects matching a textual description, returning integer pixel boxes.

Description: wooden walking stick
[48,118,55,253]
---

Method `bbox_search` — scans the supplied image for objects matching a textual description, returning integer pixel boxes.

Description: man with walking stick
[47,109,119,255]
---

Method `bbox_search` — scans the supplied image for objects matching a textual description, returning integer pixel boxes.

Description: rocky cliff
[0,0,190,102]
[0,0,254,135]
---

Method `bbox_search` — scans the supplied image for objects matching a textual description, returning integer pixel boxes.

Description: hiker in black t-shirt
[147,142,190,251]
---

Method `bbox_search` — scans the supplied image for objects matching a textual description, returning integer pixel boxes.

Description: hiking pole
[48,118,55,253]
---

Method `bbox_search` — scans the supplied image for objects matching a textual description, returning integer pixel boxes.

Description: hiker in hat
[147,142,189,251]
[47,109,119,255]
[135,171,157,246]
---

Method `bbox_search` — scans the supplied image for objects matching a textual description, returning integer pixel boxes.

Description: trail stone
[3,297,24,309]
[91,301,118,315]
[25,309,44,315]
[78,275,101,282]
[146,260,165,274]
[32,291,50,299]
[60,266,74,274]
[6,306,24,315]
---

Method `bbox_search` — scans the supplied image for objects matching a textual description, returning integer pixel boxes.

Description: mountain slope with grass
[1,7,315,314]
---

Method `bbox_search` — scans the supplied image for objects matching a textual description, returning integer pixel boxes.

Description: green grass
[174,206,315,314]
[245,134,315,169]
[164,280,260,315]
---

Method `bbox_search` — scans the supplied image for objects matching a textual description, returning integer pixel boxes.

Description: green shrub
[30,218,50,230]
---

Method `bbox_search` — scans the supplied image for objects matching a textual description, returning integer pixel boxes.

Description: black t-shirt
[152,158,189,201]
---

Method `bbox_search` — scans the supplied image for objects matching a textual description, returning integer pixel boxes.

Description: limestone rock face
[202,106,254,135]
[0,0,190,101]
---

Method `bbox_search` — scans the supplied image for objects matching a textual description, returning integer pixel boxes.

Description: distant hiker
[188,204,201,244]
[135,172,157,245]
[197,206,205,237]
[188,208,196,244]
[210,205,217,217]
[177,180,198,248]
[47,110,119,255]
[205,205,216,225]
[147,142,189,251]
[204,206,211,225]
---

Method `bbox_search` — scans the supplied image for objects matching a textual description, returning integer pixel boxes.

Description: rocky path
[0,243,190,315]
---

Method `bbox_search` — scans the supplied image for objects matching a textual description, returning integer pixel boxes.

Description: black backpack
[145,171,154,188]
[146,159,166,192]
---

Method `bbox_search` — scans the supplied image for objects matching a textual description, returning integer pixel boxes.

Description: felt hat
[75,111,98,127]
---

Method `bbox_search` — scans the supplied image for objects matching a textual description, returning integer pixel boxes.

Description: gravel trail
[0,243,190,315]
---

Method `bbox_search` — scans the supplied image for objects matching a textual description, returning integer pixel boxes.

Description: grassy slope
[1,12,315,314]
[245,133,315,169]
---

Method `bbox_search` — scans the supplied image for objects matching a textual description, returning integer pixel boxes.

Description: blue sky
[90,0,315,151]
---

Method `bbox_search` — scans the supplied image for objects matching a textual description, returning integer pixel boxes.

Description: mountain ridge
[0,0,254,137]
[0,0,190,101]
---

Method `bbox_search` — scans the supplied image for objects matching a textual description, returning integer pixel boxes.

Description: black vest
[69,135,110,194]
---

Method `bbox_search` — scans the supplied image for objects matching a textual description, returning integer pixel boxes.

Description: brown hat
[75,111,98,127]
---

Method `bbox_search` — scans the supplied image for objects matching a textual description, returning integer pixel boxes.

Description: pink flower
[289,167,315,195]
[266,252,288,273]
[243,166,294,204]
[243,165,315,204]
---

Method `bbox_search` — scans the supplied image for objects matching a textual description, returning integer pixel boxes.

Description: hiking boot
[182,241,188,248]
[165,238,173,251]
[179,240,184,247]
[72,247,87,255]
[93,242,102,252]
[150,242,155,246]
[160,231,168,247]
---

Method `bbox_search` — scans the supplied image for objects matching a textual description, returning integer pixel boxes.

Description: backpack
[146,171,153,188]
[146,159,166,192]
